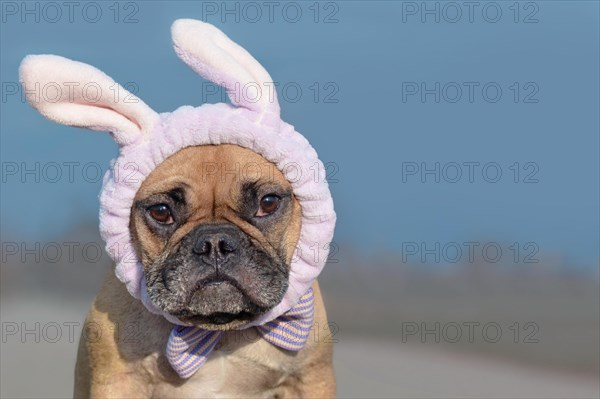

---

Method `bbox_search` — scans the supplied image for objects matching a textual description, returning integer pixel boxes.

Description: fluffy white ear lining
[19,54,158,146]
[171,19,280,117]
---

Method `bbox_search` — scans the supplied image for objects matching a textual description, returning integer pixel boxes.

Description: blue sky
[1,1,598,267]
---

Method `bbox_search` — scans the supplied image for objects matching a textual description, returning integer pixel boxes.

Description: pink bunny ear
[19,54,159,146]
[171,19,281,122]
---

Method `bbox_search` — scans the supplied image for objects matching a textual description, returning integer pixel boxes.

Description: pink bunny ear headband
[19,19,336,328]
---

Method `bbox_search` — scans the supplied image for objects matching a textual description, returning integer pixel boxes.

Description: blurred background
[1,1,598,398]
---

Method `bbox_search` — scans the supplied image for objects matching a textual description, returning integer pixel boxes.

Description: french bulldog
[19,18,337,399]
[73,145,335,398]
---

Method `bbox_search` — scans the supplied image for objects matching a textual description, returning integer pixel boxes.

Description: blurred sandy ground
[1,226,599,398]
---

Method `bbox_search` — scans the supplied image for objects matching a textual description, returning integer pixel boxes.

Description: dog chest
[151,336,297,398]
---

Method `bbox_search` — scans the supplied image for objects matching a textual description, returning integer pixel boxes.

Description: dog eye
[147,204,174,224]
[256,194,281,217]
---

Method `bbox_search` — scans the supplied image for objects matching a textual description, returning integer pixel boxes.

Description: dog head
[130,144,302,330]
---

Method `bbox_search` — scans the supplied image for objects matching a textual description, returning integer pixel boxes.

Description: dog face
[130,144,302,330]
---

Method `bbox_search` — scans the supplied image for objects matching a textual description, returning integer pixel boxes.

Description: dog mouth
[196,275,246,292]
[181,311,255,325]
[169,275,265,325]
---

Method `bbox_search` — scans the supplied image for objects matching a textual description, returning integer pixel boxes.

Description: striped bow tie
[166,288,315,379]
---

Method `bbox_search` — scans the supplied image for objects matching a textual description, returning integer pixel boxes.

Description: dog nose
[194,235,238,256]
[191,224,240,264]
